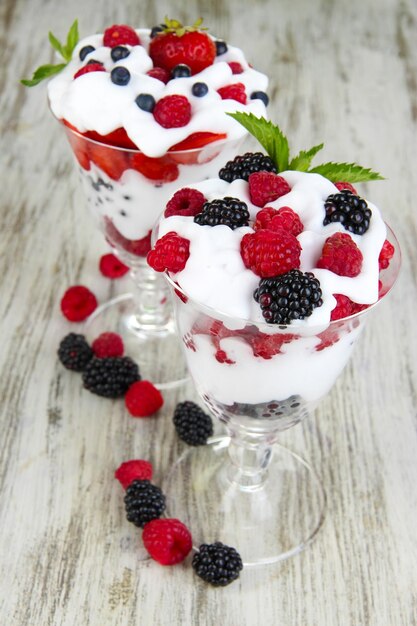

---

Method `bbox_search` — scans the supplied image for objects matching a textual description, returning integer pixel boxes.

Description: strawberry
[84,127,137,149]
[88,142,128,180]
[169,132,227,151]
[149,17,216,75]
[129,153,179,182]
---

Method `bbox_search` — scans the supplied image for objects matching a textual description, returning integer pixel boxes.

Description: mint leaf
[289,143,324,172]
[48,31,65,57]
[309,162,384,183]
[21,63,66,87]
[227,112,290,171]
[63,19,79,61]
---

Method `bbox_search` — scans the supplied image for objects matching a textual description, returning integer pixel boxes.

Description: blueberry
[111,66,131,86]
[87,59,102,66]
[150,25,164,38]
[111,46,130,62]
[135,93,156,112]
[192,82,209,97]
[79,45,95,61]
[250,91,269,106]
[171,64,191,79]
[215,40,228,55]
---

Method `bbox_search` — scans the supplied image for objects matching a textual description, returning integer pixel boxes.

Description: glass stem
[225,432,276,490]
[129,264,171,330]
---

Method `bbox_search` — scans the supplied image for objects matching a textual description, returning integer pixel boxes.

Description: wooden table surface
[1,0,417,624]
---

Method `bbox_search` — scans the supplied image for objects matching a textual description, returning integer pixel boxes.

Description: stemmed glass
[61,122,243,388]
[160,225,400,565]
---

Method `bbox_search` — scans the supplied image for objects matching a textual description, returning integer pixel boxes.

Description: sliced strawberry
[89,142,128,180]
[84,127,137,150]
[170,132,227,151]
[129,153,179,182]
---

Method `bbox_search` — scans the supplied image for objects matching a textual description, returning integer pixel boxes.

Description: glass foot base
[163,436,326,566]
[84,293,189,390]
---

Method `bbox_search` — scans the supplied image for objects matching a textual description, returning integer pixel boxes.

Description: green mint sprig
[227,112,383,183]
[21,19,79,87]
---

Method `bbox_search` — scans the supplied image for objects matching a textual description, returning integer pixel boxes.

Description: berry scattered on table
[192,542,243,586]
[323,190,372,235]
[173,401,214,446]
[73,63,105,79]
[82,356,140,398]
[103,24,141,48]
[240,229,301,278]
[125,380,164,417]
[99,253,129,278]
[153,95,192,128]
[115,459,153,488]
[378,239,395,270]
[254,270,323,324]
[147,232,190,273]
[58,333,93,371]
[124,479,166,527]
[248,171,291,207]
[317,232,363,277]
[217,82,247,104]
[92,332,124,358]
[219,152,277,183]
[60,285,98,322]
[143,518,193,565]
[164,188,206,218]
[194,197,250,229]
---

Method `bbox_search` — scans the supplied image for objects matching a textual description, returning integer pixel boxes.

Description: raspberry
[250,332,296,359]
[330,294,356,321]
[248,172,291,207]
[323,190,372,235]
[60,285,98,322]
[194,197,250,229]
[334,182,357,194]
[73,63,105,79]
[217,83,247,104]
[92,332,124,358]
[254,270,323,324]
[146,67,170,83]
[218,152,277,183]
[173,401,214,446]
[240,229,301,278]
[378,239,395,270]
[58,333,93,371]
[142,518,192,565]
[125,380,164,417]
[115,459,153,489]
[147,232,190,273]
[103,24,140,47]
[317,232,363,277]
[192,542,243,586]
[82,356,140,398]
[124,479,165,528]
[228,62,244,74]
[254,206,303,236]
[153,95,192,128]
[164,188,206,218]
[99,253,129,278]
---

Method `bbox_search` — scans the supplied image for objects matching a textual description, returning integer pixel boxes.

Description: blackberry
[58,333,93,372]
[194,197,250,229]
[82,356,140,398]
[173,401,214,446]
[254,270,323,325]
[323,190,372,235]
[124,479,166,527]
[219,152,277,183]
[192,542,243,586]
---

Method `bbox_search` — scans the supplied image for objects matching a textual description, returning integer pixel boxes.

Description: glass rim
[162,222,401,332]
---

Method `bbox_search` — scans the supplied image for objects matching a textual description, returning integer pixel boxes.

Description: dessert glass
[160,224,400,565]
[62,122,243,388]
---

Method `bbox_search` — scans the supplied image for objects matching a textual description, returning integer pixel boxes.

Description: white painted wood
[1,0,416,624]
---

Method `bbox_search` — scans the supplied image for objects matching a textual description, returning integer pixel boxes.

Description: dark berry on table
[111,46,130,62]
[219,152,277,183]
[135,93,156,112]
[110,66,131,86]
[254,270,323,325]
[323,190,372,235]
[79,45,95,61]
[192,542,243,586]
[82,356,140,398]
[250,90,269,106]
[191,82,209,97]
[150,24,164,38]
[124,479,166,527]
[173,401,214,446]
[215,40,228,55]
[58,333,93,372]
[194,197,250,229]
[171,64,192,79]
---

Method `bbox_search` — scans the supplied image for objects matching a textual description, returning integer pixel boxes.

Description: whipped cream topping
[48,29,268,157]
